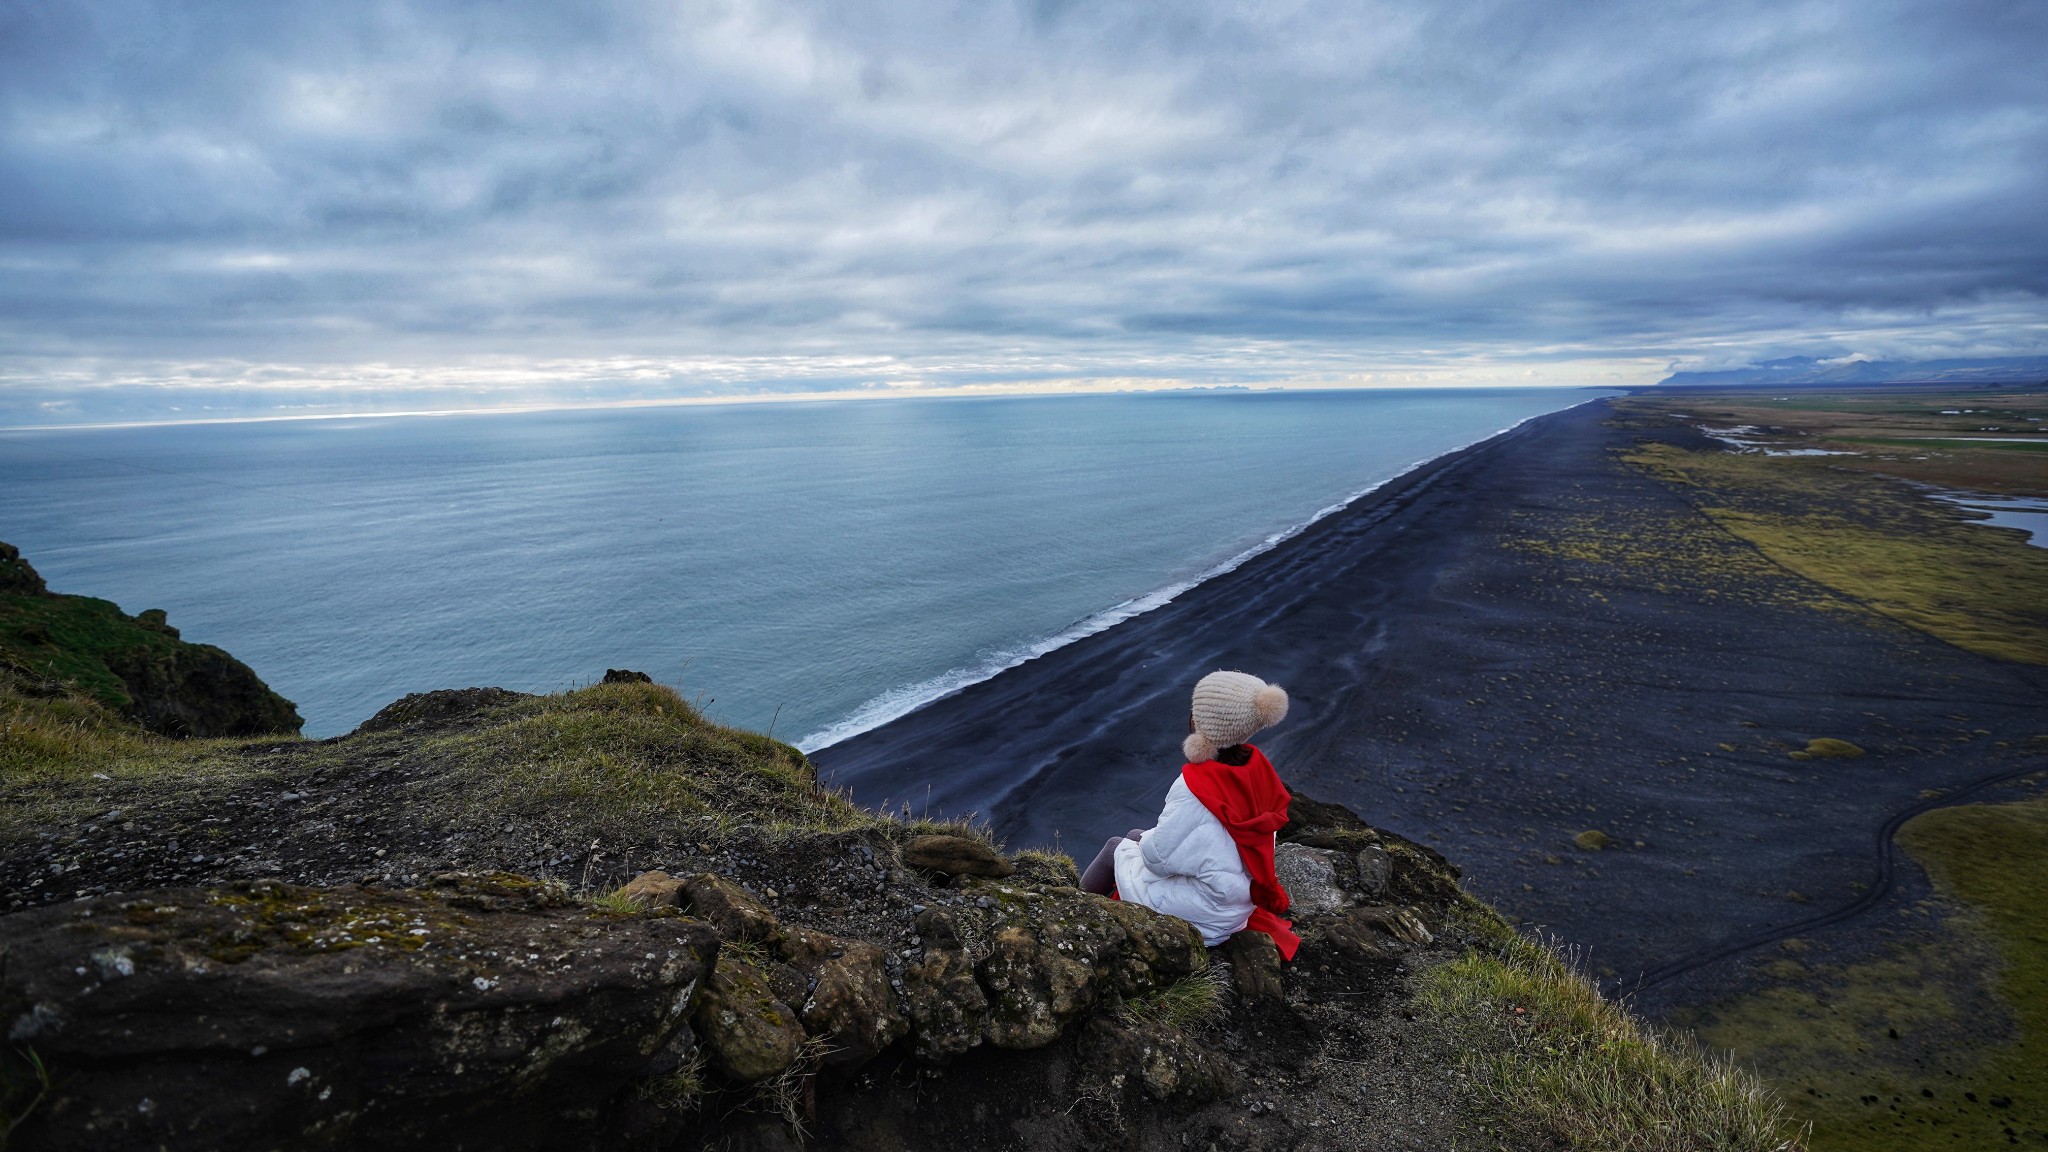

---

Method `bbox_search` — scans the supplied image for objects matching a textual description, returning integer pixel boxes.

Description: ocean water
[2,389,1599,742]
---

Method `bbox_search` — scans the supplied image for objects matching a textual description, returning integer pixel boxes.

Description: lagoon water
[2,389,1596,742]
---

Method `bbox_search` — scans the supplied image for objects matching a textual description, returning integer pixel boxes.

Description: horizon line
[0,379,1611,434]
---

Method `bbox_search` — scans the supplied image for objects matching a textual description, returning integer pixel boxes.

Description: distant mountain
[1655,355,2048,389]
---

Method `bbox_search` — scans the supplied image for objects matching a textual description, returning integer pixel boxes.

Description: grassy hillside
[0,541,301,738]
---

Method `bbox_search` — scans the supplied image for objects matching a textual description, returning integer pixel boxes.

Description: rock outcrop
[0,673,1491,1151]
[0,540,301,738]
[0,873,717,1151]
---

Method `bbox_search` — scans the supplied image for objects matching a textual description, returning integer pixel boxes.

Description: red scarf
[1181,746,1300,961]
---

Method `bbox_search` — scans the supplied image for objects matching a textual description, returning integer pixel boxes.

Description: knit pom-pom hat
[1182,670,1289,763]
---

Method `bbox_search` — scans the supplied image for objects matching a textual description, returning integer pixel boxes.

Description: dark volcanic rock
[778,926,908,1069]
[356,686,531,734]
[0,542,47,594]
[692,955,805,1084]
[0,873,718,1152]
[100,640,304,739]
[1218,929,1283,1005]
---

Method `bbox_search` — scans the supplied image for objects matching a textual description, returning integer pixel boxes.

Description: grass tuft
[1013,848,1081,887]
[636,1051,707,1114]
[749,1035,836,1146]
[1,1044,52,1151]
[586,887,646,916]
[1116,955,1228,1031]
[1419,932,1807,1151]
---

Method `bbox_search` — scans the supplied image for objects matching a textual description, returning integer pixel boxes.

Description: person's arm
[1140,781,1208,877]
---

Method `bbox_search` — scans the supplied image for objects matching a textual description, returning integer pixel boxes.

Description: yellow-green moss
[1,678,895,855]
[1796,739,1864,761]
[1623,443,2048,665]
[1418,931,1805,1151]
[1690,787,2048,1150]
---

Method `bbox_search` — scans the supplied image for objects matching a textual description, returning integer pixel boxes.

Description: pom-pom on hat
[1183,670,1289,763]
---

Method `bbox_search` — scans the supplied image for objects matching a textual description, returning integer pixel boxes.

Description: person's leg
[1080,830,1148,894]
[1080,836,1125,895]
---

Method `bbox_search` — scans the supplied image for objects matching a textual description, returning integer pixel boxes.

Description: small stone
[693,958,803,1084]
[1353,845,1392,897]
[613,870,686,910]
[1219,930,1283,1005]
[902,835,1015,878]
[1273,844,1345,916]
[680,873,783,945]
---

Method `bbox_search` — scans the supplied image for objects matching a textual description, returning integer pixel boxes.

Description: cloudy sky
[3,0,2044,424]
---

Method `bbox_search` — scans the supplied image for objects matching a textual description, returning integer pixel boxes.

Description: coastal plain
[817,388,2048,1148]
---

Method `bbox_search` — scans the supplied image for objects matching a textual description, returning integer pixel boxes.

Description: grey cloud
[1,0,2044,419]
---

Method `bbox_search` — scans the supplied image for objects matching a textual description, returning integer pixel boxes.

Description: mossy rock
[681,873,784,946]
[1574,829,1612,851]
[0,879,718,1149]
[778,927,907,1069]
[0,542,46,595]
[693,955,804,1084]
[1081,1016,1241,1103]
[902,833,1014,878]
[903,947,988,1060]
[1797,737,1865,760]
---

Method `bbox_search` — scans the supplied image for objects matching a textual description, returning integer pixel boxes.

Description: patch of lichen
[1622,442,2048,665]
[203,884,449,960]
[1688,784,2048,1150]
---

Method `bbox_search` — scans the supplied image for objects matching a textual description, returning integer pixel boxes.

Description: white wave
[796,398,1598,753]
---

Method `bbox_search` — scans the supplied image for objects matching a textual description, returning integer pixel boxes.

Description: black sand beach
[815,398,2048,1016]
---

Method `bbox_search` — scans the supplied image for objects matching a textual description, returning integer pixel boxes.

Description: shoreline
[814,397,2048,1017]
[812,401,1566,829]
[798,397,1604,752]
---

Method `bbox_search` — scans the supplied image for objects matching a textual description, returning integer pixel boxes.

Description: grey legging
[1080,828,1146,895]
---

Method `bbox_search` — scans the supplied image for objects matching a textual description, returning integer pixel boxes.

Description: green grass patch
[0,665,281,839]
[1419,931,1806,1151]
[415,680,874,842]
[1691,787,2048,1150]
[1624,443,2048,664]
[0,677,902,856]
[0,591,168,712]
[1837,436,2048,454]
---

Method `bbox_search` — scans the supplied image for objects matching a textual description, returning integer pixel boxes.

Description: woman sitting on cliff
[1079,670,1299,960]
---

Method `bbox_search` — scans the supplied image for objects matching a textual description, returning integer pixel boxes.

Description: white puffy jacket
[1112,774,1256,945]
